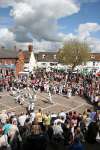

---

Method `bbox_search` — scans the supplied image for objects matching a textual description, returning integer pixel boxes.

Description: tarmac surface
[0,90,93,114]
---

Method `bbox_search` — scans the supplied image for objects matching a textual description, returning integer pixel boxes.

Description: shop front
[0,64,16,84]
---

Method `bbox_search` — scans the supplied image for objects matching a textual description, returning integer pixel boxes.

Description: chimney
[28,45,33,52]
[19,49,22,52]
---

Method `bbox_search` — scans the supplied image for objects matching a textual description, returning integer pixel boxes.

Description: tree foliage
[57,40,91,70]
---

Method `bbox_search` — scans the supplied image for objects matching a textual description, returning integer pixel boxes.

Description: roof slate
[90,53,100,61]
[0,48,18,59]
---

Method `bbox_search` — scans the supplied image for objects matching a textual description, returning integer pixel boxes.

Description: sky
[0,0,100,52]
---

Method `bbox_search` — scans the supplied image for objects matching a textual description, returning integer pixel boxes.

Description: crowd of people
[33,71,100,107]
[10,71,99,108]
[0,71,100,149]
[0,71,100,108]
[0,108,100,150]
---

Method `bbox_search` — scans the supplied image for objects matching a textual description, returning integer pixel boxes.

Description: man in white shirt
[53,121,63,136]
[48,90,53,104]
[18,113,27,126]
[30,110,35,123]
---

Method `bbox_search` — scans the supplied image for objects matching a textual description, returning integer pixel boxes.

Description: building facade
[0,48,25,76]
[86,53,100,68]
[0,45,100,75]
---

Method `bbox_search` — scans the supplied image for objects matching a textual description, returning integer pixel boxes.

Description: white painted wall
[24,53,100,73]
[37,62,58,68]
[29,51,37,72]
[86,61,100,68]
[24,51,37,72]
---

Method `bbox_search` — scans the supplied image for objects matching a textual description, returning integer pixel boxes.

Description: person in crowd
[0,127,10,149]
[18,112,28,127]
[48,90,53,104]
[36,109,43,126]
[22,117,47,150]
[68,137,84,150]
[0,70,99,150]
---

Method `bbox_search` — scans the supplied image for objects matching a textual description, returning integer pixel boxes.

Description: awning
[0,64,15,69]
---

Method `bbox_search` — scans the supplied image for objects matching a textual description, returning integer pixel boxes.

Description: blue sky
[0,7,14,28]
[58,1,100,34]
[0,0,100,52]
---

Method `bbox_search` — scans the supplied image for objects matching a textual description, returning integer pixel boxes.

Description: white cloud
[0,28,15,46]
[86,37,100,52]
[0,1,100,53]
[0,0,80,42]
[32,40,62,51]
[0,0,80,50]
[0,27,31,49]
[76,23,100,52]
[78,23,100,39]
[59,32,77,41]
[58,22,100,52]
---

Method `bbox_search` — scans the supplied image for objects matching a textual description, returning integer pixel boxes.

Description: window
[50,63,57,66]
[42,54,46,59]
[93,61,95,66]
[42,63,46,66]
[50,63,55,66]
[54,55,56,59]
[91,55,95,59]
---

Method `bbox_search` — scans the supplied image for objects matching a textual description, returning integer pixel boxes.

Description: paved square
[0,91,92,114]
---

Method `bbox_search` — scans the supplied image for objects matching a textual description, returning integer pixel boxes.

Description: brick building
[0,45,100,75]
[0,47,25,76]
[0,45,34,76]
[85,53,100,69]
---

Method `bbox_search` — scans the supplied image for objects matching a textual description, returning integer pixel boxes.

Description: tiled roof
[0,48,18,59]
[90,53,100,61]
[35,52,57,62]
[22,51,58,63]
[0,48,100,63]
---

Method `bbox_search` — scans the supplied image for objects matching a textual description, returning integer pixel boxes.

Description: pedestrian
[67,87,72,98]
[48,90,53,104]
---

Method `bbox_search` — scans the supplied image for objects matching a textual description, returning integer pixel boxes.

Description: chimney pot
[28,45,33,52]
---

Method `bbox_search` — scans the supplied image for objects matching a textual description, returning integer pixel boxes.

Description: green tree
[57,40,91,70]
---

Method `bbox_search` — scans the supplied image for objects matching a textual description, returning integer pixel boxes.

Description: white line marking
[0,91,92,114]
[7,105,23,111]
[0,105,21,113]
[42,103,57,110]
[66,103,85,112]
[55,102,72,109]
[53,95,84,104]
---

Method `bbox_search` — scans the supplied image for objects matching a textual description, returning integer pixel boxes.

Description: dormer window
[91,55,95,59]
[42,54,46,59]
